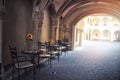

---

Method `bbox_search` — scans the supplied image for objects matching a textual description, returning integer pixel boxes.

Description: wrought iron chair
[37,42,51,65]
[37,42,46,52]
[63,39,72,51]
[45,42,61,63]
[9,45,33,80]
[45,42,58,56]
[57,40,66,53]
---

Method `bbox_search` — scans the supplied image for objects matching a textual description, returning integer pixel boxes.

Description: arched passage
[60,1,120,49]
[92,30,100,40]
[114,31,120,41]
[102,30,111,41]
[73,14,120,49]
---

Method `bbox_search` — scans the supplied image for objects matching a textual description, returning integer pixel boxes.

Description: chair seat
[15,61,33,69]
[39,54,51,58]
[57,46,66,50]
[49,51,59,54]
[39,49,46,52]
[66,45,71,46]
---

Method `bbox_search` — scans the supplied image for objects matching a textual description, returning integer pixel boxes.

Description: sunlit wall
[74,14,120,48]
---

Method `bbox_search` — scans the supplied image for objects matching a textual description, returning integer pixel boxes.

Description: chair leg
[18,69,20,80]
[12,66,14,80]
[24,68,28,75]
[50,57,52,69]
[58,53,60,63]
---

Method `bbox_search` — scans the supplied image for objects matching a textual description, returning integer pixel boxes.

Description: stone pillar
[90,30,93,40]
[77,29,82,46]
[87,29,89,40]
[51,18,58,41]
[32,11,43,48]
[56,19,60,40]
[59,26,63,39]
[38,22,43,41]
[110,31,114,41]
[89,30,91,40]
[32,0,44,49]
[100,30,103,41]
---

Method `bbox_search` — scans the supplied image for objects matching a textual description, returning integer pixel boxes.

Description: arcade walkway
[16,41,120,80]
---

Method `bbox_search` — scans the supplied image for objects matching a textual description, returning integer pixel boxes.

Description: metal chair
[9,45,33,80]
[38,42,46,52]
[37,42,51,65]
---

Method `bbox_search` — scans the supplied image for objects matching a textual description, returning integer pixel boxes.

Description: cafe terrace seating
[8,40,71,80]
[9,45,33,80]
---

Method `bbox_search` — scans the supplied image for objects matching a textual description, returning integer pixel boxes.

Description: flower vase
[26,41,33,50]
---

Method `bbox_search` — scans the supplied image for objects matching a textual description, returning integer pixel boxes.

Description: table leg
[31,56,36,80]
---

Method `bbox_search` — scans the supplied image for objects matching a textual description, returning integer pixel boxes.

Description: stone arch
[102,17,110,26]
[111,18,119,26]
[114,30,120,41]
[92,17,100,26]
[102,30,111,41]
[92,30,100,40]
[62,2,120,49]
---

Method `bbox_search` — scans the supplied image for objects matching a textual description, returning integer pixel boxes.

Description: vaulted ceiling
[52,0,120,27]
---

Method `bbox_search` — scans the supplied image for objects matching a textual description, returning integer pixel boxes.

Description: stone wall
[3,0,32,65]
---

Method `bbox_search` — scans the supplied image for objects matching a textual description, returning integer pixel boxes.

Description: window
[93,17,99,26]
[102,17,109,26]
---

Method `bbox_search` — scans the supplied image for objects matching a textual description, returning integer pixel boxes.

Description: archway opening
[74,13,120,50]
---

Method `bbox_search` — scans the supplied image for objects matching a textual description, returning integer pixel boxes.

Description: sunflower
[26,33,33,41]
[27,33,32,39]
[62,34,64,37]
[49,40,54,44]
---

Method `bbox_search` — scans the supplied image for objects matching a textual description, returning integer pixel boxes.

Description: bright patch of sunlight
[74,13,120,50]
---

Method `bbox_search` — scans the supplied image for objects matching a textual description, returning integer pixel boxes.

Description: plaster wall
[3,0,32,65]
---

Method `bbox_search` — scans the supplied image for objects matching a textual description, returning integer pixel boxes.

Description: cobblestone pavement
[18,41,120,80]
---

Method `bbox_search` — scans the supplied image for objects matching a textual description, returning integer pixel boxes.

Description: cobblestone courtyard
[18,41,120,80]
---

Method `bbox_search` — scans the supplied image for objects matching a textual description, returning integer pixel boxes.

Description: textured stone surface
[17,41,120,80]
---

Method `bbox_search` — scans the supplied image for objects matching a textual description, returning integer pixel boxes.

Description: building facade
[75,15,120,47]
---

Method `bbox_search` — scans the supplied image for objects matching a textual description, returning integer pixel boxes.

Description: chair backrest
[9,45,19,64]
[45,42,51,52]
[38,42,46,49]
[45,42,50,48]
[63,39,68,42]
[58,40,62,45]
[38,42,42,49]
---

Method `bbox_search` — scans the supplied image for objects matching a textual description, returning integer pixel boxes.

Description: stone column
[79,30,83,46]
[66,27,71,42]
[32,0,44,49]
[100,30,103,41]
[38,21,43,41]
[90,30,93,40]
[51,18,58,41]
[110,31,114,41]
[59,26,62,39]
[56,19,60,40]
[87,29,89,40]
[89,30,91,40]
